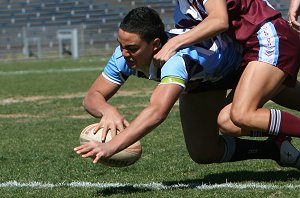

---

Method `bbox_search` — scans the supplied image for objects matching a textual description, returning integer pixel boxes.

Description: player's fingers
[93,154,103,163]
[124,119,130,128]
[101,125,109,142]
[93,123,101,134]
[73,146,82,152]
[292,22,300,33]
[157,59,166,67]
[291,25,300,35]
[74,142,91,152]
[74,145,91,154]
[155,60,165,68]
[82,150,96,158]
[153,58,160,68]
[293,21,300,27]
[110,125,118,137]
[288,16,300,34]
[116,122,125,133]
[153,53,165,68]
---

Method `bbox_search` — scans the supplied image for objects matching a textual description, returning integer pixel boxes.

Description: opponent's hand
[153,38,178,68]
[288,0,300,35]
[74,141,114,164]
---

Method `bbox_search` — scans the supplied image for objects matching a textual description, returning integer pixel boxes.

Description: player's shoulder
[161,50,189,80]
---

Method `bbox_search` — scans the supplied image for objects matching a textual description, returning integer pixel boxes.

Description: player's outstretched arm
[75,83,183,163]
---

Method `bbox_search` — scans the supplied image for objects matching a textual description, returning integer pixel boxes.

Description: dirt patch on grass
[0,93,85,105]
[0,113,43,118]
[67,114,93,119]
[0,89,153,105]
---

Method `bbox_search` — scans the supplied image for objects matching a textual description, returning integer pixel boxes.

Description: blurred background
[0,0,290,61]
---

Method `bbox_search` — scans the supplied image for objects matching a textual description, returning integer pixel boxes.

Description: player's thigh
[232,61,287,113]
[272,81,300,111]
[179,90,227,160]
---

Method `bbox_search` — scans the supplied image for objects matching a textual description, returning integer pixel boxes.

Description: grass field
[1,57,300,197]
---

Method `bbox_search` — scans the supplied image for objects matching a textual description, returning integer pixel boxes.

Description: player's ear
[153,38,161,51]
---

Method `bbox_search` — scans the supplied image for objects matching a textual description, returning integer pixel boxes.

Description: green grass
[1,58,300,197]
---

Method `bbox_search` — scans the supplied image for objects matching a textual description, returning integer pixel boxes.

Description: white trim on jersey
[203,0,209,5]
[178,0,203,21]
[102,72,122,85]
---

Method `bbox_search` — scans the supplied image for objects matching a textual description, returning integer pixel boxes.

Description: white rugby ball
[80,123,142,167]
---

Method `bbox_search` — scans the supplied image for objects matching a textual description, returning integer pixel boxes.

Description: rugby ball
[80,123,142,167]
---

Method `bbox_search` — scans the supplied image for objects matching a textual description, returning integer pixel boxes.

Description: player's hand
[94,107,129,142]
[288,0,300,35]
[153,37,178,68]
[74,141,114,164]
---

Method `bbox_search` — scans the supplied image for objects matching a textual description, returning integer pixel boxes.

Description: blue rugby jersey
[102,29,242,89]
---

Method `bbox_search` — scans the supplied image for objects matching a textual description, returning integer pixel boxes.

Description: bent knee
[217,109,231,132]
[218,107,241,136]
[230,107,252,128]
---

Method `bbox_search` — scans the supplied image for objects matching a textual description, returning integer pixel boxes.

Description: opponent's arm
[169,0,228,49]
[153,0,228,66]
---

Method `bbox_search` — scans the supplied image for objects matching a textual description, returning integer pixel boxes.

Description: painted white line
[0,67,103,76]
[1,181,300,190]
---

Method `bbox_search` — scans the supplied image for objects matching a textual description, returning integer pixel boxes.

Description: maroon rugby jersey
[175,0,281,43]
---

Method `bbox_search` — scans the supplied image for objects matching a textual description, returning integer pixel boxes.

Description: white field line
[0,181,300,190]
[0,67,103,76]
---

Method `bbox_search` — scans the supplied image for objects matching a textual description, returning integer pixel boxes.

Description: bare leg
[230,61,286,131]
[219,82,300,136]
[218,61,287,135]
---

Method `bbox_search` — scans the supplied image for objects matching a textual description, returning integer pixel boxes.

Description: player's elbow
[209,15,229,33]
[82,94,95,114]
[82,90,98,111]
[82,96,89,111]
[217,18,229,32]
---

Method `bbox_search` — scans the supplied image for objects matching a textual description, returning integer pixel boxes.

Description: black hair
[119,7,167,43]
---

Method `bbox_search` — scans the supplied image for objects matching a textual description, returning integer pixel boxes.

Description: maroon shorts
[241,17,300,87]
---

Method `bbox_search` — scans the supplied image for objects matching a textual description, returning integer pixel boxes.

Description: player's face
[117,28,159,70]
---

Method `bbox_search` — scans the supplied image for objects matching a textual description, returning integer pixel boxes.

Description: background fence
[0,0,291,61]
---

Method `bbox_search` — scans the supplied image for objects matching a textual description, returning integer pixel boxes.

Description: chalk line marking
[0,67,103,76]
[1,181,300,190]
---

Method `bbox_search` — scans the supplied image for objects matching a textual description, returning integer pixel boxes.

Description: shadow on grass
[96,170,300,197]
[97,185,151,196]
